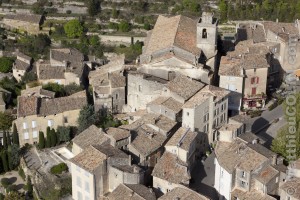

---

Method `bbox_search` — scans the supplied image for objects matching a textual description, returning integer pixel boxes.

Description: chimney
[128,155,132,165]
[276,19,279,23]
[252,139,257,144]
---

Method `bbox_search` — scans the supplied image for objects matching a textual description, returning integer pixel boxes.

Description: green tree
[89,35,100,47]
[50,129,57,147]
[77,105,98,133]
[87,0,100,16]
[118,21,130,32]
[57,126,71,143]
[42,83,65,97]
[7,133,11,147]
[2,132,7,150]
[0,57,14,73]
[64,19,84,38]
[218,0,228,22]
[8,144,19,169]
[12,124,19,146]
[20,72,37,84]
[144,22,151,30]
[46,127,51,148]
[7,151,12,171]
[64,83,83,96]
[0,112,13,131]
[1,151,8,172]
[271,93,300,161]
[26,176,33,198]
[112,8,119,18]
[38,131,45,149]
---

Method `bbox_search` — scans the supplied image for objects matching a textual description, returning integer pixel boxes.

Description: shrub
[6,184,17,193]
[50,163,68,175]
[1,178,10,188]
[0,193,4,200]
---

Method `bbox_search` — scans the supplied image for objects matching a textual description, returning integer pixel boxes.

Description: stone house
[104,127,131,151]
[126,71,168,112]
[14,91,87,146]
[72,125,110,156]
[236,20,300,73]
[36,48,88,86]
[89,71,126,114]
[120,113,178,169]
[165,127,204,169]
[214,138,286,200]
[152,151,190,194]
[279,158,300,200]
[158,186,209,200]
[219,45,269,113]
[70,144,144,200]
[182,85,230,144]
[106,183,156,200]
[138,12,218,84]
[12,52,32,82]
[1,14,43,34]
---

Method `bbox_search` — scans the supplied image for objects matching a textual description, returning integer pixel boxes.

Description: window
[76,177,82,188]
[241,171,246,178]
[203,113,209,122]
[23,122,28,129]
[228,76,236,81]
[32,121,37,128]
[85,181,89,193]
[64,116,68,123]
[251,77,256,84]
[221,170,224,177]
[228,84,236,91]
[202,29,207,38]
[47,120,54,127]
[33,131,38,138]
[187,112,189,116]
[24,132,29,140]
[116,93,118,99]
[138,85,142,92]
[252,88,256,95]
[77,191,82,200]
[256,77,259,84]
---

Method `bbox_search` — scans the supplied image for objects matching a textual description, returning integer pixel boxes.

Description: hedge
[50,163,68,175]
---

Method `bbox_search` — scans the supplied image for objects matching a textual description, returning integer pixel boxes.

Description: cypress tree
[27,176,33,197]
[50,129,57,147]
[7,150,12,171]
[1,151,8,172]
[38,132,45,149]
[46,127,51,148]
[7,133,11,147]
[3,132,7,150]
[12,124,19,146]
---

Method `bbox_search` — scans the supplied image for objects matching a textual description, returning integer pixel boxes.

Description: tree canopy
[0,112,13,131]
[0,57,14,73]
[64,19,84,38]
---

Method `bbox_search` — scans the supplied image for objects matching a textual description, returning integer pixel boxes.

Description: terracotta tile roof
[105,127,131,141]
[166,127,197,151]
[38,64,65,80]
[17,96,39,117]
[14,59,30,70]
[237,23,266,43]
[93,143,128,159]
[262,21,300,36]
[218,118,243,132]
[215,139,268,173]
[109,73,126,88]
[21,86,55,98]
[72,125,110,150]
[152,152,190,184]
[254,165,279,184]
[183,85,229,109]
[231,188,276,200]
[5,14,42,24]
[147,96,183,113]
[280,177,300,199]
[70,145,107,173]
[243,53,269,69]
[158,186,209,200]
[166,75,205,101]
[219,56,244,77]
[38,94,87,116]
[143,15,201,56]
[94,86,111,95]
[50,48,84,63]
[107,184,156,200]
[130,124,167,157]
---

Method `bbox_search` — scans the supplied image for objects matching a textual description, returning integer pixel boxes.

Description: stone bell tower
[197,12,218,58]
